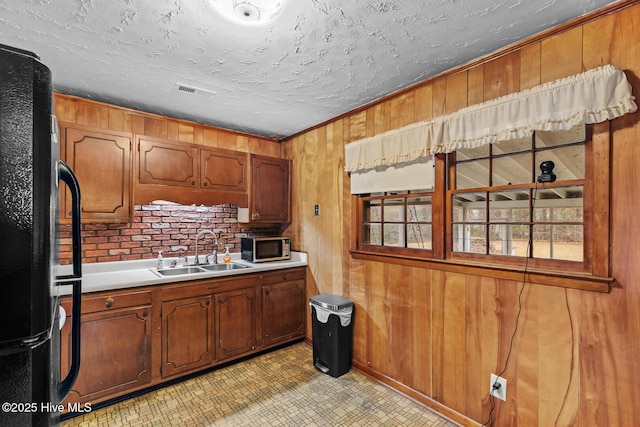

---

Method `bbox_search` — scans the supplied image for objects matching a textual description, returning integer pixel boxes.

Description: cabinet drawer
[81,290,152,314]
[161,275,258,301]
[260,268,305,285]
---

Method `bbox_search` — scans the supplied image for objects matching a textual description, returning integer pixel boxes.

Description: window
[348,64,632,289]
[450,124,587,269]
[353,123,611,280]
[359,191,433,257]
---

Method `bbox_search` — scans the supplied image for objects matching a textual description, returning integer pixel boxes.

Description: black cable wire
[482,183,538,426]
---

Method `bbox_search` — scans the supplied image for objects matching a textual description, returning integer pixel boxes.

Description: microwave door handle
[57,160,82,399]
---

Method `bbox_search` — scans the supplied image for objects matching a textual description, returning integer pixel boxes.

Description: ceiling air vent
[173,83,217,99]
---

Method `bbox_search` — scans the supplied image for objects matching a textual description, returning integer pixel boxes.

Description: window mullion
[485,192,490,255]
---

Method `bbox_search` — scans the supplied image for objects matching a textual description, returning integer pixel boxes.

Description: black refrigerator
[0,44,83,426]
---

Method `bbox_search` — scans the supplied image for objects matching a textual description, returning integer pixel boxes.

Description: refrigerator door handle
[57,160,82,399]
[57,160,82,279]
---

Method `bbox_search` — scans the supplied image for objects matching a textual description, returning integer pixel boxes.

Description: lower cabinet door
[161,295,214,378]
[215,287,257,361]
[60,305,152,405]
[262,279,306,347]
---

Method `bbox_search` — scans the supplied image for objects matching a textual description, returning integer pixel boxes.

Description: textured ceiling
[0,0,620,139]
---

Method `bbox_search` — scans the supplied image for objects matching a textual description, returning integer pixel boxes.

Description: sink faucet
[194,230,217,265]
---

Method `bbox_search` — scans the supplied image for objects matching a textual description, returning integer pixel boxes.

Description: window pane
[489,190,529,222]
[489,224,529,257]
[457,145,489,160]
[383,223,404,247]
[407,224,432,250]
[493,152,532,185]
[533,186,583,222]
[532,225,583,261]
[453,193,487,221]
[456,159,489,189]
[492,136,531,155]
[535,124,585,148]
[407,196,432,222]
[452,224,486,254]
[535,144,585,181]
[363,199,382,222]
[383,198,404,222]
[363,223,382,245]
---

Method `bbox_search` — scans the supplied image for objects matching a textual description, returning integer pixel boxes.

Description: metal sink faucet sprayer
[194,230,218,265]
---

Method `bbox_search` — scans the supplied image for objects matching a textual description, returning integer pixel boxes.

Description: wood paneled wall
[54,94,281,158]
[282,3,640,426]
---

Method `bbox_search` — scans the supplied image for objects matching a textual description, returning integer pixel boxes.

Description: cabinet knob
[142,309,148,317]
[265,289,271,296]
[203,182,208,187]
[218,297,223,304]
[206,298,210,305]
[191,181,196,186]
[252,213,259,220]
[106,297,114,308]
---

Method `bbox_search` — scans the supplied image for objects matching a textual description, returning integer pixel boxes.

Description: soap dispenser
[156,251,164,269]
[223,247,231,264]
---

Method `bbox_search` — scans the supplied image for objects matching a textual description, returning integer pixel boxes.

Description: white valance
[345,64,637,173]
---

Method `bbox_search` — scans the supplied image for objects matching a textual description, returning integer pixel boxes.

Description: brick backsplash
[57,202,281,264]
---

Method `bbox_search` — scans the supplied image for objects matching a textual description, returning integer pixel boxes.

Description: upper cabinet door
[61,124,132,222]
[250,155,291,223]
[138,137,198,187]
[200,147,248,192]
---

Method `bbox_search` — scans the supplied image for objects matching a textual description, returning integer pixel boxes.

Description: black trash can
[309,294,354,378]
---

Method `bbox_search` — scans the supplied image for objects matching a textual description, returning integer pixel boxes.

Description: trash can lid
[309,294,353,311]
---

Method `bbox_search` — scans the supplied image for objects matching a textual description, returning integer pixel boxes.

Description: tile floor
[61,343,459,426]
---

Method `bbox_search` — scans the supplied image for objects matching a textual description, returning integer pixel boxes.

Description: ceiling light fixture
[211,0,286,26]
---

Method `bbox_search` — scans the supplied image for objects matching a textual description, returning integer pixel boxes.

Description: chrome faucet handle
[177,249,188,266]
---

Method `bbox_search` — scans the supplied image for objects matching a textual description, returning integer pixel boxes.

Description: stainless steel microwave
[241,237,291,263]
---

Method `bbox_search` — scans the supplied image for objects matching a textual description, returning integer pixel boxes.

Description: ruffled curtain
[345,64,637,173]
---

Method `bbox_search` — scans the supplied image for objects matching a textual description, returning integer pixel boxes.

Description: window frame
[351,122,612,291]
[447,126,590,272]
[357,191,436,258]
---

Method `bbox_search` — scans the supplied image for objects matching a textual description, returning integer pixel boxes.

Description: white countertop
[55,252,308,296]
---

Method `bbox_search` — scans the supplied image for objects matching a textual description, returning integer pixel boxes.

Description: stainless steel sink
[201,263,249,271]
[155,266,206,276]
[152,263,249,277]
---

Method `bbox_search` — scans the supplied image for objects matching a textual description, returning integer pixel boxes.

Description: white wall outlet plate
[490,374,507,401]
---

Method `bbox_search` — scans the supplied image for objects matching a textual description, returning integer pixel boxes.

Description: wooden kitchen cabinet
[137,136,198,187]
[214,285,258,361]
[261,268,306,348]
[242,154,291,223]
[135,135,249,206]
[59,290,152,407]
[201,147,248,192]
[160,293,214,378]
[60,267,305,413]
[59,123,133,222]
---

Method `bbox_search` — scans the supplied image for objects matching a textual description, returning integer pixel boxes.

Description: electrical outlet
[490,374,507,401]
